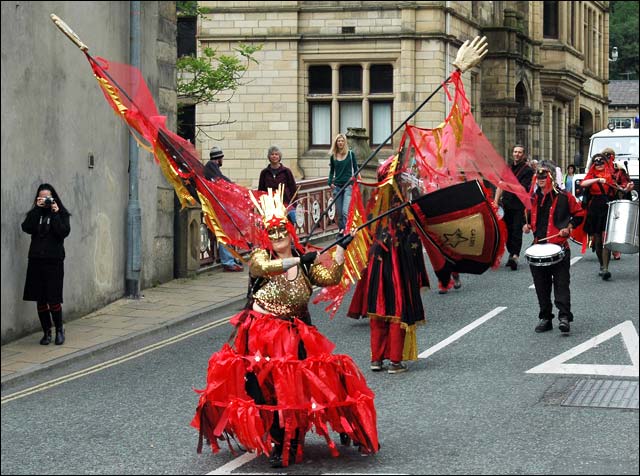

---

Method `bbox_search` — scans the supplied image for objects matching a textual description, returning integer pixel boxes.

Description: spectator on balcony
[328,133,358,235]
[258,145,297,224]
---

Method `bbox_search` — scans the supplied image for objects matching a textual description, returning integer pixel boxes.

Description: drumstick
[538,232,561,242]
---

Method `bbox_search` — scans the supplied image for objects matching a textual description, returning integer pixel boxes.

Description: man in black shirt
[204,146,231,182]
[494,144,534,270]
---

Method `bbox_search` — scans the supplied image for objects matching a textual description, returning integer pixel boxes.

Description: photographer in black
[21,183,71,345]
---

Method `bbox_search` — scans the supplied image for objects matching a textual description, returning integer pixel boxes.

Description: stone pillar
[346,127,371,166]
[362,63,370,133]
[331,64,339,138]
[174,204,202,278]
[346,127,374,203]
[504,9,518,28]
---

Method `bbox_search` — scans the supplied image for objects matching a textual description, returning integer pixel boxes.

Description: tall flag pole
[50,13,258,255]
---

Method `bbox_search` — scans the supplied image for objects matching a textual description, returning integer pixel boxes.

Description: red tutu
[191,309,379,467]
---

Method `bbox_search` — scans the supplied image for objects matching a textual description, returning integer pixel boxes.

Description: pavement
[0,262,250,391]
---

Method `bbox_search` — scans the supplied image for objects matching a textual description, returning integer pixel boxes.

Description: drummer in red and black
[580,153,617,280]
[523,161,585,334]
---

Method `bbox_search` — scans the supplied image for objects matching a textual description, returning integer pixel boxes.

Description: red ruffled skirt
[191,309,379,467]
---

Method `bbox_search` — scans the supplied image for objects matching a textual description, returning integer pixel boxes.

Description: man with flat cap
[204,145,243,272]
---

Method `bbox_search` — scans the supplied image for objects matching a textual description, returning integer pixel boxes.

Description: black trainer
[558,317,570,333]
[535,319,553,333]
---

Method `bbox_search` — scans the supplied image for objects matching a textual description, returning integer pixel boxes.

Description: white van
[585,125,639,201]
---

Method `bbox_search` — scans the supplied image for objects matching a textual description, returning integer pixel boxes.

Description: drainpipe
[126,0,141,298]
[445,1,451,117]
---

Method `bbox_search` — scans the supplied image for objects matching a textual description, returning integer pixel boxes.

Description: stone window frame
[306,61,394,149]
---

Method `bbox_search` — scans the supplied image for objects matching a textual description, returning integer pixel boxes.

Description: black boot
[340,432,352,446]
[40,329,52,345]
[268,444,283,468]
[51,305,65,345]
[54,327,65,345]
[37,306,53,345]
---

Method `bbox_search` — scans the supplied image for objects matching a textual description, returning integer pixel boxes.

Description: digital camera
[44,197,55,206]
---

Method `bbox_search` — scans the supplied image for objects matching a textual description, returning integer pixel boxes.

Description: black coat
[21,207,70,260]
[22,207,70,303]
[502,162,534,210]
[204,159,231,182]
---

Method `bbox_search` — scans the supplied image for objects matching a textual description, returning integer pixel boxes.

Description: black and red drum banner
[410,180,506,275]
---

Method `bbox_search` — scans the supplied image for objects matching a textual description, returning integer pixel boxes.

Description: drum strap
[554,193,570,229]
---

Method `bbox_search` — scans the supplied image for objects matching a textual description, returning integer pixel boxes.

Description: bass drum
[604,200,639,254]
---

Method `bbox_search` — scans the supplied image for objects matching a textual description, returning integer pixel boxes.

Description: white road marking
[1,316,232,405]
[526,320,639,377]
[528,256,583,289]
[418,307,507,359]
[206,450,406,475]
[207,452,258,474]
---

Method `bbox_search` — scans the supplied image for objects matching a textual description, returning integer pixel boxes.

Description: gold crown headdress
[250,184,288,228]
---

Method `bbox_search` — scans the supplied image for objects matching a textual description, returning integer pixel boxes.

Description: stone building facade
[194,1,611,181]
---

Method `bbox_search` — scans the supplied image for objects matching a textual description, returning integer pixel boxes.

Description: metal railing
[199,178,337,267]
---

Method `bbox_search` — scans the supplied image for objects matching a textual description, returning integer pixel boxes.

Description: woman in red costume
[192,185,378,468]
[580,153,617,280]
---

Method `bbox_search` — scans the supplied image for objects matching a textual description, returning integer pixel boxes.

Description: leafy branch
[177,44,262,105]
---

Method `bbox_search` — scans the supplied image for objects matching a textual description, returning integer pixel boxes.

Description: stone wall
[0,2,177,343]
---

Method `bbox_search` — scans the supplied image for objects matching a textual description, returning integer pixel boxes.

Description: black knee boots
[37,306,53,345]
[51,305,65,345]
[40,329,52,345]
[54,327,65,345]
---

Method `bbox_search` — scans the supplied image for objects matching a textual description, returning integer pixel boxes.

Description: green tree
[609,1,639,80]
[177,44,262,105]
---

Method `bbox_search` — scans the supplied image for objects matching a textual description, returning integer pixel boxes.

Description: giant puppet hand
[452,36,488,72]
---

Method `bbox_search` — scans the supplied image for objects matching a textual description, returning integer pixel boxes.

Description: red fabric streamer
[86,55,258,251]
[403,70,531,210]
[191,310,379,466]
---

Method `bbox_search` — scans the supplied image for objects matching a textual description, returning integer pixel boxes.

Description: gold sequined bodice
[250,248,344,319]
[253,269,312,318]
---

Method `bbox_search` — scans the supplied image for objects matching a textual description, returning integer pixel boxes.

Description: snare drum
[524,243,566,266]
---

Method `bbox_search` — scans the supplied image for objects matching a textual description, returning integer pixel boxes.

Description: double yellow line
[1,316,232,405]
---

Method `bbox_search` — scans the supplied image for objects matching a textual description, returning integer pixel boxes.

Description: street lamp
[609,46,618,62]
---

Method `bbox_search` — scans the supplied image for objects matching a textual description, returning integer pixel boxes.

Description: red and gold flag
[313,182,372,318]
[86,55,256,251]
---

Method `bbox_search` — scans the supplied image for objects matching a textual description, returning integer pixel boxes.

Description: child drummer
[523,160,585,334]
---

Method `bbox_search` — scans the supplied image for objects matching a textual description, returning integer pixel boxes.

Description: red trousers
[370,318,405,363]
